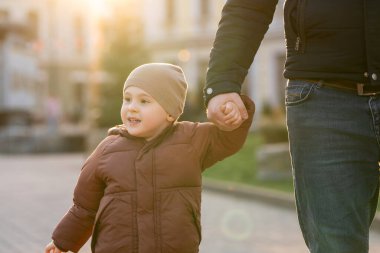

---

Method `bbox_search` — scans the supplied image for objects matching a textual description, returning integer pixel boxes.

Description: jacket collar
[108,123,177,149]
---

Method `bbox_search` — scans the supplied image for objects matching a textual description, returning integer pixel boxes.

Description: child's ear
[167,115,175,122]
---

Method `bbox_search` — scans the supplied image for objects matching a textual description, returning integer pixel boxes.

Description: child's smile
[127,116,141,127]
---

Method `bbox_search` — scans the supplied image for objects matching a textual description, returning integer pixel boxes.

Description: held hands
[221,101,242,126]
[45,241,65,253]
[207,93,248,131]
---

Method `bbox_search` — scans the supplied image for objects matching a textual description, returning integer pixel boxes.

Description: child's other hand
[45,241,65,253]
[220,101,243,127]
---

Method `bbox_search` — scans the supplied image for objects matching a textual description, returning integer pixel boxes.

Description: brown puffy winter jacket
[52,96,254,253]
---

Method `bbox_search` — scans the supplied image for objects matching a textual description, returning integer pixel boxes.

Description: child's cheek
[120,106,128,124]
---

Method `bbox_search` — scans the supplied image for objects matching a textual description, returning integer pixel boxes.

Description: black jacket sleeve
[204,0,278,105]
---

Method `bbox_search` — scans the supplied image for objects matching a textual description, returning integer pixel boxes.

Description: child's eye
[124,97,131,102]
[141,99,150,104]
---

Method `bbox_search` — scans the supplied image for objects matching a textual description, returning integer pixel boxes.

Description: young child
[45,63,254,253]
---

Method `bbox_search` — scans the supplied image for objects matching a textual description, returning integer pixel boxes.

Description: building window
[165,0,175,27]
[27,11,39,40]
[71,82,85,123]
[200,0,210,24]
[0,9,9,22]
[12,72,23,91]
[74,16,84,53]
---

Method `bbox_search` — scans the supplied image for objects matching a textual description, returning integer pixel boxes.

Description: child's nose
[127,101,138,111]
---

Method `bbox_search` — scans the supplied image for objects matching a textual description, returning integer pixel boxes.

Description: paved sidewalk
[0,154,92,253]
[0,154,379,253]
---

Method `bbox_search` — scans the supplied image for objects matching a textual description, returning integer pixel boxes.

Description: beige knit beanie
[123,63,188,119]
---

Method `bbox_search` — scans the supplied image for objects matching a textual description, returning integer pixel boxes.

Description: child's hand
[45,241,65,253]
[220,101,243,127]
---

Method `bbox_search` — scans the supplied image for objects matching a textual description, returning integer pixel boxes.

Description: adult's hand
[207,92,248,131]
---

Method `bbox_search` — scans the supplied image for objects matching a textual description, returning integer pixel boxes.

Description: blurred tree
[96,8,149,128]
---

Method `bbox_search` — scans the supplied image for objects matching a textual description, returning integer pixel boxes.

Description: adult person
[204,0,380,252]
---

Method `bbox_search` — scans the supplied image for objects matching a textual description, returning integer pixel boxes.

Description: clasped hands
[207,92,248,131]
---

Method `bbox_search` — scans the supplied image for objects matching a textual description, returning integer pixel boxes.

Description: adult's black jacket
[205,0,380,105]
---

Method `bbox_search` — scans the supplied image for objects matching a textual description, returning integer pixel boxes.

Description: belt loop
[357,83,364,96]
[356,83,379,96]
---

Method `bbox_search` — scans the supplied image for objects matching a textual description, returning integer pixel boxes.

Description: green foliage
[203,132,258,182]
[96,82,124,128]
[203,133,294,192]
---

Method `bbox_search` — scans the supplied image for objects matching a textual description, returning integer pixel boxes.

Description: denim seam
[368,97,380,148]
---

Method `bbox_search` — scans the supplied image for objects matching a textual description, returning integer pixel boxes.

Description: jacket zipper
[295,36,301,51]
[295,0,306,53]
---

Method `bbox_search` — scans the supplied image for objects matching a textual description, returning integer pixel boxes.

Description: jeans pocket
[285,80,316,106]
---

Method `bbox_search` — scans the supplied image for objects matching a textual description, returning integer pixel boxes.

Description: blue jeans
[286,80,380,253]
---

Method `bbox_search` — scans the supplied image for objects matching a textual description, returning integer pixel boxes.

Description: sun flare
[88,0,111,18]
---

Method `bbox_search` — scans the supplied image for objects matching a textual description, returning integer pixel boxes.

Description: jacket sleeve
[200,95,255,170]
[51,136,115,252]
[204,0,278,105]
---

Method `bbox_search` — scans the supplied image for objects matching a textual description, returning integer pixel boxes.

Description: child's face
[121,86,174,141]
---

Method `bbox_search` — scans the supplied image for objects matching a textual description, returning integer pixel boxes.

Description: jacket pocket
[179,190,202,242]
[91,193,136,253]
[91,197,114,252]
[158,188,202,253]
[285,80,317,106]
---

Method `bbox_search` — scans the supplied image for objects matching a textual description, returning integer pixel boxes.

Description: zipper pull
[295,36,300,51]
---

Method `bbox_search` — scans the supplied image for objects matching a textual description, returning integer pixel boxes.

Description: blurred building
[141,0,286,122]
[0,0,105,128]
[0,21,42,127]
[141,0,225,118]
[0,0,287,152]
[0,0,107,152]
